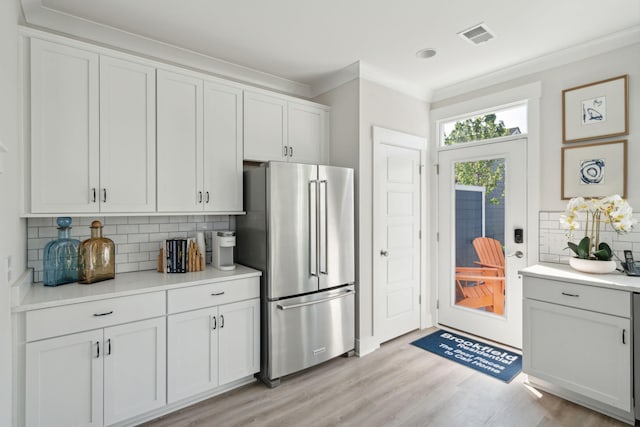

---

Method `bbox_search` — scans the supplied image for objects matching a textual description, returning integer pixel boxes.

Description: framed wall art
[561,140,627,199]
[562,75,628,143]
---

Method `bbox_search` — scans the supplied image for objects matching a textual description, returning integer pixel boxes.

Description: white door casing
[373,127,426,344]
[437,138,528,348]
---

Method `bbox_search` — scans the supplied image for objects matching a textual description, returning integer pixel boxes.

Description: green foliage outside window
[443,114,510,205]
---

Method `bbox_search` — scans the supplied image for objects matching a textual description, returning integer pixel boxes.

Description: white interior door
[437,138,527,348]
[373,127,425,344]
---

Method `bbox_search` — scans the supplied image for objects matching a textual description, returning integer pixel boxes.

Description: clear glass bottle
[78,220,115,284]
[43,217,80,286]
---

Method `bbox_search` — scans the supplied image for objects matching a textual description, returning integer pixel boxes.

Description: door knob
[380,250,389,257]
[507,251,524,258]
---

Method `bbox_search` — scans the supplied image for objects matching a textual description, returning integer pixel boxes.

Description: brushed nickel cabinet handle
[96,341,100,358]
[91,188,97,203]
[102,188,107,203]
[561,292,579,298]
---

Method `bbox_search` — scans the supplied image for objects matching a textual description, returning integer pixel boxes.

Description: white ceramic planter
[569,257,617,274]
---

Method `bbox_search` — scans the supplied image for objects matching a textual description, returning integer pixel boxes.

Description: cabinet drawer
[167,277,259,314]
[26,291,166,342]
[523,276,630,318]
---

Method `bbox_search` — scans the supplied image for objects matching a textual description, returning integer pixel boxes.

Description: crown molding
[431,25,640,103]
[311,61,431,101]
[19,0,311,98]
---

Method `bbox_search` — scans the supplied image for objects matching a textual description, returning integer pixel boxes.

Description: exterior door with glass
[437,138,527,348]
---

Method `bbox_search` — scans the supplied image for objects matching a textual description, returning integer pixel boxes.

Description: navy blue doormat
[411,329,522,383]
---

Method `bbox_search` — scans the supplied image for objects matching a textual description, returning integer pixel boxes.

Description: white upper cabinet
[157,69,243,213]
[30,39,156,214]
[244,91,329,164]
[287,101,327,165]
[243,91,288,162]
[99,56,156,213]
[26,34,327,215]
[30,38,100,213]
[203,81,243,212]
[157,70,204,212]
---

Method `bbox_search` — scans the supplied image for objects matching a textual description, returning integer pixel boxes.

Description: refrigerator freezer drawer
[267,285,355,380]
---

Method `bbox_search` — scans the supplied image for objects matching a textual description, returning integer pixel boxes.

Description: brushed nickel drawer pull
[211,291,225,296]
[561,292,579,297]
[93,310,114,317]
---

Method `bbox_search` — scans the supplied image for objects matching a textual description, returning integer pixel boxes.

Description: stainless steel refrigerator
[236,161,355,387]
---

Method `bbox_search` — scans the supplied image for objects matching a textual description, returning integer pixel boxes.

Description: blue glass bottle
[43,217,80,286]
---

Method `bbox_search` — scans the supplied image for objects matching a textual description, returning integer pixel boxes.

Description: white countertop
[14,264,262,312]
[520,263,640,292]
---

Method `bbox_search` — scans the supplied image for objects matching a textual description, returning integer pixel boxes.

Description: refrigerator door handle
[277,289,354,310]
[319,180,328,275]
[309,180,319,277]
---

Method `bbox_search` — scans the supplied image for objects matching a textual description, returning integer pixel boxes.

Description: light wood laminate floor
[142,328,628,427]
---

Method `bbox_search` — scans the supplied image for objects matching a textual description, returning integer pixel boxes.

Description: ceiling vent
[458,23,495,45]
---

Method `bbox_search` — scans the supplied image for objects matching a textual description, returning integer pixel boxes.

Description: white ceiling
[23,0,640,100]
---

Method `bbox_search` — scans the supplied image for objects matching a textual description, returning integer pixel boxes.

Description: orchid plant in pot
[560,195,636,273]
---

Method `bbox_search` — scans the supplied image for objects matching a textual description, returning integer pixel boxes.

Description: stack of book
[164,239,188,273]
[157,239,205,273]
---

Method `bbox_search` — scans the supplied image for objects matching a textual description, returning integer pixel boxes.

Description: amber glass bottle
[78,220,115,284]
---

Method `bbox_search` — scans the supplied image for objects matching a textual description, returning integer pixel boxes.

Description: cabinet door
[99,56,156,213]
[167,307,218,403]
[103,317,166,425]
[243,91,287,162]
[288,102,326,164]
[203,80,243,212]
[30,38,100,213]
[524,299,631,411]
[26,330,103,427]
[218,299,260,386]
[157,69,204,212]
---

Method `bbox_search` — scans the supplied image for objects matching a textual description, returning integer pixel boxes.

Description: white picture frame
[562,75,628,143]
[561,140,627,199]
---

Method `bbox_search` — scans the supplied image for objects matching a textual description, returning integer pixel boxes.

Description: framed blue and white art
[561,140,627,199]
[562,75,628,143]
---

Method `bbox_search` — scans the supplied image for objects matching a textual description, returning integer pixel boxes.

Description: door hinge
[436,299,439,309]
[419,230,421,239]
[418,295,421,305]
[419,164,423,175]
[436,232,439,242]
[435,164,439,175]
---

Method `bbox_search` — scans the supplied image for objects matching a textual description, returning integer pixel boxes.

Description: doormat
[411,329,521,383]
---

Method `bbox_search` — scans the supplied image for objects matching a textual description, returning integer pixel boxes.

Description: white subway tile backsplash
[159,223,179,232]
[27,215,233,282]
[127,233,150,243]
[116,224,139,234]
[128,216,150,224]
[179,223,197,232]
[139,224,160,233]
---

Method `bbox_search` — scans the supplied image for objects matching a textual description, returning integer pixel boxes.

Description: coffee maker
[213,231,236,270]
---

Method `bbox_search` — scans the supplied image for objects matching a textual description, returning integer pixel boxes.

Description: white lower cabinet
[26,329,104,427]
[167,298,259,403]
[25,317,166,427]
[522,274,632,421]
[103,318,166,425]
